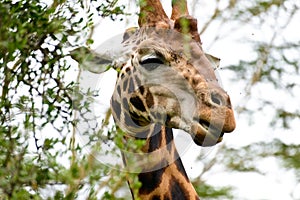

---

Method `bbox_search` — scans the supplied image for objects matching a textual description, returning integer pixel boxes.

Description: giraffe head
[80,0,236,147]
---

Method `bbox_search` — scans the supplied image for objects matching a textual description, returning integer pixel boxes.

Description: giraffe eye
[140,57,164,71]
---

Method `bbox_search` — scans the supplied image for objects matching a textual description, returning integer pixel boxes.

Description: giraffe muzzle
[190,88,236,146]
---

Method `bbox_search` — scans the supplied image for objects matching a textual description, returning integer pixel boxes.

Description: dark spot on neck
[125,67,131,73]
[111,98,121,118]
[139,86,145,95]
[148,124,163,152]
[139,166,165,194]
[165,128,173,152]
[151,195,160,200]
[123,79,128,91]
[120,73,125,79]
[130,96,146,112]
[122,98,129,110]
[117,85,121,96]
[170,176,190,200]
[128,78,135,93]
[146,91,154,108]
[164,194,171,200]
[135,75,141,86]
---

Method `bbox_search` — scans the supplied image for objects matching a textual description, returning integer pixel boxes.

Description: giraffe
[77,0,236,199]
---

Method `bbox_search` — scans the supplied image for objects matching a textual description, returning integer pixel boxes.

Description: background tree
[0,0,299,199]
[0,0,128,198]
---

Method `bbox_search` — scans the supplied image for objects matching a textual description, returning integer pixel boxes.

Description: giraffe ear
[205,53,220,70]
[71,28,140,73]
[71,32,131,74]
[70,47,113,74]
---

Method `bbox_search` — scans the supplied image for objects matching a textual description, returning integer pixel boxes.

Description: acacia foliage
[0,0,128,199]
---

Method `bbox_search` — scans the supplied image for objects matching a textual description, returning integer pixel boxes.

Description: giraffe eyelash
[140,57,164,65]
[140,56,164,71]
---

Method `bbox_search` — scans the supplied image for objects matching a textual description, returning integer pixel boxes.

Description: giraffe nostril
[211,92,223,106]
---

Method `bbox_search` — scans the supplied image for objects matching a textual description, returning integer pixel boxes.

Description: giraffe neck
[123,124,200,200]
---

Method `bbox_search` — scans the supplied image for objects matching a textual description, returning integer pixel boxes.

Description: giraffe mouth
[199,120,224,138]
[191,119,225,146]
